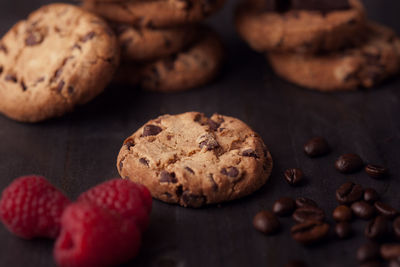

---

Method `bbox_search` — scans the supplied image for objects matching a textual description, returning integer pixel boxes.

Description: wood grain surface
[0,0,399,266]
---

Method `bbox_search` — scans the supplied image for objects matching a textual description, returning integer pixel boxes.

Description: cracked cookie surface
[82,0,226,28]
[235,0,366,53]
[117,112,273,208]
[267,23,400,91]
[0,4,119,122]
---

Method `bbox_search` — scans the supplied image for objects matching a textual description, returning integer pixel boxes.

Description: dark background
[0,0,399,266]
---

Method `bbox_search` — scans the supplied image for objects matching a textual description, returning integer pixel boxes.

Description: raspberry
[54,202,141,267]
[78,179,152,231]
[0,175,70,239]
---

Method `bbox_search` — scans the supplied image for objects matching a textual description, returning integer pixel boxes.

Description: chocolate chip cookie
[0,4,119,122]
[139,26,224,92]
[267,23,400,91]
[117,112,273,208]
[82,0,226,28]
[115,24,196,62]
[235,0,366,53]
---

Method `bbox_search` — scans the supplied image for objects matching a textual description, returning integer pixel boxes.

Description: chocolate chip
[242,149,259,158]
[184,166,194,174]
[159,171,177,183]
[142,125,162,137]
[333,205,352,222]
[336,182,363,205]
[290,221,330,245]
[0,66,3,75]
[292,206,325,223]
[57,80,65,92]
[365,164,388,179]
[5,74,17,83]
[284,168,304,186]
[207,119,220,131]
[0,43,8,54]
[295,197,318,208]
[198,133,219,150]
[193,113,220,130]
[81,31,96,42]
[253,210,280,235]
[374,202,398,219]
[124,139,134,149]
[181,191,206,207]
[119,160,123,171]
[335,222,352,239]
[72,43,82,51]
[67,86,74,94]
[221,167,239,178]
[25,31,44,46]
[303,137,330,157]
[208,174,218,191]
[139,158,149,166]
[335,153,364,173]
[20,80,27,91]
[54,67,63,80]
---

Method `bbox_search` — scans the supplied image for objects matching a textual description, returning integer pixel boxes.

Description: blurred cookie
[116,24,196,62]
[235,0,366,53]
[139,27,224,92]
[267,23,400,91]
[0,4,119,122]
[117,111,273,208]
[82,0,226,28]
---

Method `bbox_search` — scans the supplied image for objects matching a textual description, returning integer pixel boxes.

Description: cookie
[82,0,226,28]
[235,0,366,53]
[117,112,273,208]
[0,4,119,122]
[115,24,196,62]
[139,27,224,92]
[267,23,400,91]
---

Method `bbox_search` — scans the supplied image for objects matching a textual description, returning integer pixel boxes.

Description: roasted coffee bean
[365,216,388,240]
[295,197,318,208]
[336,182,363,204]
[365,164,388,179]
[284,168,304,186]
[142,124,162,137]
[293,206,325,223]
[291,221,330,245]
[394,217,400,239]
[303,137,330,157]
[364,188,380,204]
[381,244,400,260]
[375,202,398,220]
[335,222,352,239]
[273,197,295,217]
[351,201,375,220]
[335,153,364,173]
[253,210,280,235]
[285,260,307,267]
[357,242,381,263]
[333,205,352,222]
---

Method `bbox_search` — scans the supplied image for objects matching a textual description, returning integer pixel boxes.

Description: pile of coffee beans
[252,137,399,267]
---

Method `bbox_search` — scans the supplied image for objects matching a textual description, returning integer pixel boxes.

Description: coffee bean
[293,206,325,223]
[253,210,280,235]
[303,137,330,157]
[335,153,364,173]
[335,222,352,239]
[333,205,352,222]
[285,260,307,267]
[365,216,388,240]
[375,202,398,220]
[381,244,400,260]
[351,201,375,220]
[394,217,400,239]
[364,188,380,204]
[365,164,388,179]
[295,197,318,208]
[291,221,330,245]
[273,197,295,217]
[336,182,363,204]
[284,168,304,186]
[357,242,381,263]
[142,124,162,137]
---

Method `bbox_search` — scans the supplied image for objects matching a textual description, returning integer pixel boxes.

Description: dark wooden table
[0,1,399,266]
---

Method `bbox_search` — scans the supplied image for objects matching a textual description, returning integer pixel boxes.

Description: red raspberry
[0,175,70,239]
[54,202,141,267]
[78,179,152,231]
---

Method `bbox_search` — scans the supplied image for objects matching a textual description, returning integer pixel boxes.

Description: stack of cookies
[83,0,226,92]
[235,0,400,92]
